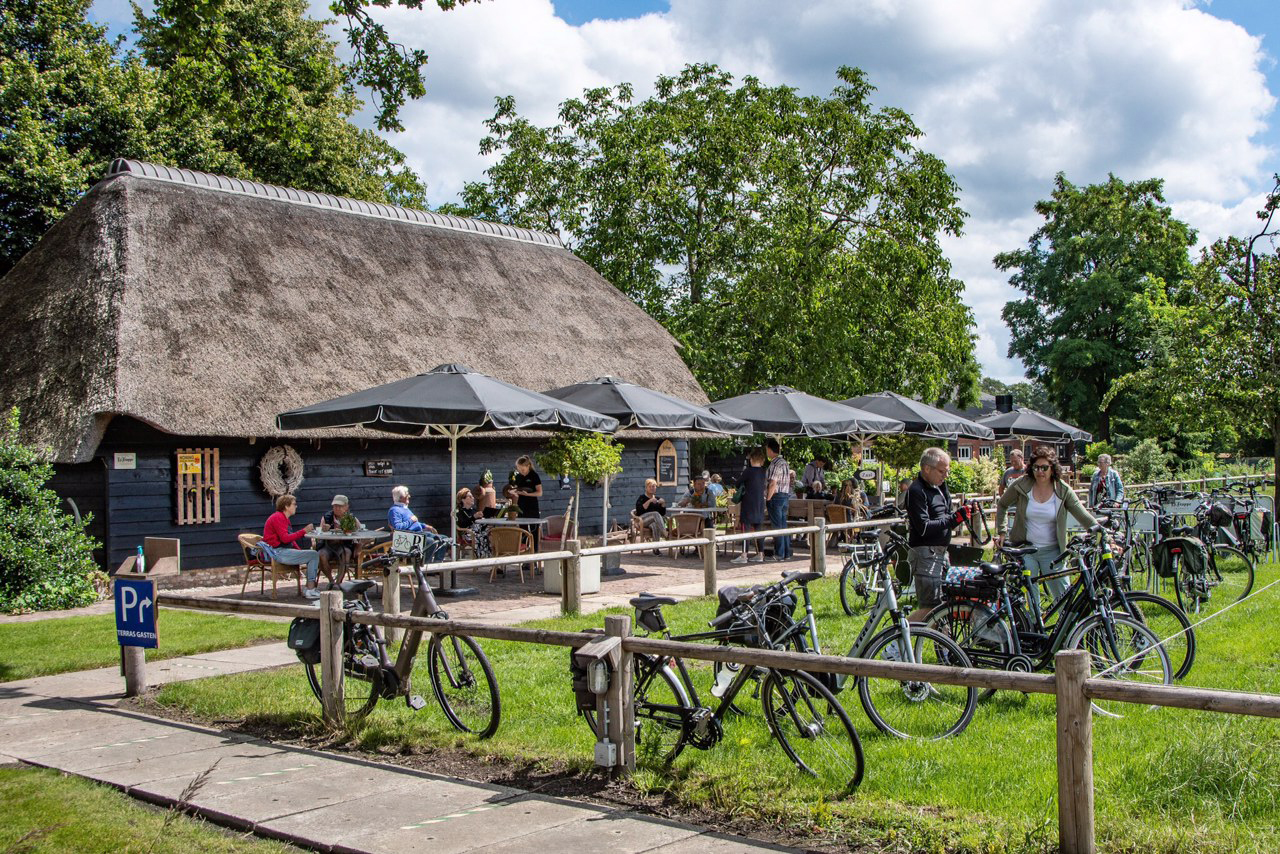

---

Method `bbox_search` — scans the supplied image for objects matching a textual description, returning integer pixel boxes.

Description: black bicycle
[593,575,865,792]
[297,538,500,735]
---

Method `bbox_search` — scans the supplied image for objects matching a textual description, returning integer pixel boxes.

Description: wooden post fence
[604,614,635,772]
[382,565,401,645]
[703,523,717,596]
[318,590,344,726]
[562,539,582,616]
[1055,650,1095,854]
[811,517,828,575]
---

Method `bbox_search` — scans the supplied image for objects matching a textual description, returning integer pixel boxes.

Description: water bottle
[710,665,735,698]
[136,545,146,574]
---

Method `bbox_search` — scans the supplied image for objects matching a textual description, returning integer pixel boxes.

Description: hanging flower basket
[260,445,304,497]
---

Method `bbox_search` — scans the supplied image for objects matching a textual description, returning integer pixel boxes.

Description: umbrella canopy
[277,364,619,557]
[708,386,904,437]
[543,376,753,436]
[842,391,995,440]
[974,407,1092,442]
[276,363,618,434]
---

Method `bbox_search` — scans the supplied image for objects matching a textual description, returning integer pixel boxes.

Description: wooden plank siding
[52,417,690,571]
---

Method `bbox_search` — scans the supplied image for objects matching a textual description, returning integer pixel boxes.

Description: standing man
[1089,453,1125,507]
[764,438,792,561]
[905,447,971,621]
[999,449,1026,495]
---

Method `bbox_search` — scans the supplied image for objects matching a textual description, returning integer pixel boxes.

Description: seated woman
[635,478,667,552]
[263,494,322,599]
[836,479,867,518]
[455,488,491,558]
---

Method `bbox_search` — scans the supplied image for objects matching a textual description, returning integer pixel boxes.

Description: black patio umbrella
[842,391,995,440]
[276,364,620,547]
[707,386,905,437]
[543,375,754,537]
[974,407,1093,442]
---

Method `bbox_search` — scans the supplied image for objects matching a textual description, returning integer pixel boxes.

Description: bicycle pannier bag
[715,584,761,645]
[1153,536,1208,580]
[942,565,1001,602]
[287,617,322,665]
[1208,502,1233,528]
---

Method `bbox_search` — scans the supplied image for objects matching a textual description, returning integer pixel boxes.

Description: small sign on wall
[655,439,678,486]
[365,460,394,477]
[114,452,136,470]
[177,453,202,475]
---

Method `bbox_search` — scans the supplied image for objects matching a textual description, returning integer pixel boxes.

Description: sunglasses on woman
[1032,464,1051,472]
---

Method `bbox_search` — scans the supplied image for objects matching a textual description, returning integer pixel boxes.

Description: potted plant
[536,434,624,600]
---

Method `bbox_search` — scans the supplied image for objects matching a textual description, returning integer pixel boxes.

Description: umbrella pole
[450,431,458,559]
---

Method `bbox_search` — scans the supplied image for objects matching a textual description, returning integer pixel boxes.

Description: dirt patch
[123,693,858,853]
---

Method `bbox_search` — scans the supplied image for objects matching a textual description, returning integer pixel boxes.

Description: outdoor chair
[718,504,740,555]
[237,533,270,595]
[541,497,576,550]
[669,513,705,558]
[629,510,659,545]
[825,504,852,548]
[487,526,534,583]
[356,540,394,580]
[253,539,304,600]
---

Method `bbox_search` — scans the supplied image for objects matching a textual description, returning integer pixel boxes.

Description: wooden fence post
[604,614,634,772]
[382,565,401,645]
[811,517,828,576]
[562,539,582,616]
[319,590,345,727]
[1055,649,1096,854]
[122,646,146,697]
[703,523,718,596]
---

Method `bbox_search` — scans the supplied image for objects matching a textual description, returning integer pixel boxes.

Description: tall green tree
[0,0,431,275]
[448,64,980,406]
[997,174,1196,442]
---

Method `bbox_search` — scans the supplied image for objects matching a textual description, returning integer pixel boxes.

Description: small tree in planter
[535,433,624,534]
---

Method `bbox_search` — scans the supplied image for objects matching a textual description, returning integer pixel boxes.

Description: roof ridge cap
[103,159,564,249]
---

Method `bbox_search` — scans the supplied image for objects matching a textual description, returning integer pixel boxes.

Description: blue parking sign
[115,578,158,649]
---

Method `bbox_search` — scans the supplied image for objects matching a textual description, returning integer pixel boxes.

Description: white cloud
[368,0,1276,381]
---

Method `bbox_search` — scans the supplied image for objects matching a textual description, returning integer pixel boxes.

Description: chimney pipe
[995,394,1014,413]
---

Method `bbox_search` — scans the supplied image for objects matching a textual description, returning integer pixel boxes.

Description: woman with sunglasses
[994,445,1097,608]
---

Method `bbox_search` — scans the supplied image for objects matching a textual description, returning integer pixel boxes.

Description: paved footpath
[1,567,802,853]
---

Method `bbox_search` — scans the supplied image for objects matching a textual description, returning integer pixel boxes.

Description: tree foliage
[447,65,980,406]
[0,0,428,276]
[997,174,1196,442]
[535,433,623,530]
[0,408,102,613]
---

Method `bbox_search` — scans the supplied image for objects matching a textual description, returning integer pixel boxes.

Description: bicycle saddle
[1000,545,1039,557]
[1171,526,1195,537]
[781,570,823,585]
[339,579,377,596]
[630,593,677,610]
[854,530,880,543]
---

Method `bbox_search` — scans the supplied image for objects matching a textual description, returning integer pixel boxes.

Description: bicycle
[924,530,1172,716]
[838,505,910,615]
[295,533,501,734]
[601,577,865,792]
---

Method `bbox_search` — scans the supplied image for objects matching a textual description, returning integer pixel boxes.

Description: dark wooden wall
[53,417,690,571]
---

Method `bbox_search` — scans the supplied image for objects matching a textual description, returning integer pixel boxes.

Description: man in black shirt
[905,447,971,620]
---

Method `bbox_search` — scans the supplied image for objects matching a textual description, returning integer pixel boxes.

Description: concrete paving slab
[467,803,702,854]
[3,712,186,760]
[258,775,517,848]
[651,830,802,852]
[357,790,594,852]
[189,756,398,823]
[66,738,289,789]
[189,645,299,668]
[17,723,249,772]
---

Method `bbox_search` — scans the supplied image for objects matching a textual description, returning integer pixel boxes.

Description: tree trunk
[1273,413,1279,508]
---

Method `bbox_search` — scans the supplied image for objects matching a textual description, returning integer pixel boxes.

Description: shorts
[909,545,949,609]
[320,542,355,561]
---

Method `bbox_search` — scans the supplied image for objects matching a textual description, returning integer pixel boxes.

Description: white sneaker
[303,588,321,600]
[731,554,750,565]
[750,554,765,563]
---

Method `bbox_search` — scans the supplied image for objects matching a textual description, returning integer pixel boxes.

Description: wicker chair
[487,526,534,583]
[249,537,304,599]
[237,533,270,595]
[825,504,853,548]
[669,513,705,558]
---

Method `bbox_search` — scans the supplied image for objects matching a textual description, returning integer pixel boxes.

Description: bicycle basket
[1153,536,1208,579]
[286,617,321,665]
[941,566,1002,602]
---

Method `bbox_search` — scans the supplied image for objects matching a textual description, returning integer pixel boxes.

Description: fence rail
[145,580,1280,854]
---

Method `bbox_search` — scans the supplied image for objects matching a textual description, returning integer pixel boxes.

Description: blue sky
[90,1,1279,383]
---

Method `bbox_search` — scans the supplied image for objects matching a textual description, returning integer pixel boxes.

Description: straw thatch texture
[0,163,705,462]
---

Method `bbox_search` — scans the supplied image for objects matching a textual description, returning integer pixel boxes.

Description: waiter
[905,447,971,621]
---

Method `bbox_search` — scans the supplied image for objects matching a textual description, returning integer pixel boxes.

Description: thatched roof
[0,160,705,462]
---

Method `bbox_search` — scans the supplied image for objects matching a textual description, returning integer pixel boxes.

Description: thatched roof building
[1,159,704,464]
[0,161,706,571]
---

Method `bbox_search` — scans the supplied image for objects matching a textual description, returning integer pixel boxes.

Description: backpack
[1152,536,1209,580]
[287,617,322,664]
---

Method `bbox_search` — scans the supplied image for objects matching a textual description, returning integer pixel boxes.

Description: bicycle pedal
[407,694,427,711]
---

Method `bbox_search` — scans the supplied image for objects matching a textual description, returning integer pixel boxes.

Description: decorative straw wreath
[260,445,304,497]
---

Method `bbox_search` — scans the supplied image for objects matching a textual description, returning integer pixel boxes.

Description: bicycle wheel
[1208,544,1254,606]
[1112,591,1195,680]
[761,669,864,792]
[1066,614,1171,718]
[839,558,873,615]
[923,600,1014,702]
[1124,540,1153,593]
[303,623,380,723]
[427,634,500,738]
[583,656,691,764]
[857,625,976,740]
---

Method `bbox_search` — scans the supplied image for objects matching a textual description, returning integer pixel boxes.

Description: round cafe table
[309,529,389,583]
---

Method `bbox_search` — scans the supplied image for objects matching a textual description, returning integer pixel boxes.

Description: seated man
[388,485,451,562]
[262,494,322,599]
[678,473,716,509]
[318,494,360,584]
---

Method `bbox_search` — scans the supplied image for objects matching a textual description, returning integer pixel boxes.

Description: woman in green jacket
[994,445,1097,609]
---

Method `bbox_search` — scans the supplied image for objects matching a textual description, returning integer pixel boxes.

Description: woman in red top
[263,494,322,599]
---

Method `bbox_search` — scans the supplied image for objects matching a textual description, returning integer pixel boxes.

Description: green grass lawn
[154,562,1280,853]
[0,767,295,853]
[0,611,289,682]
